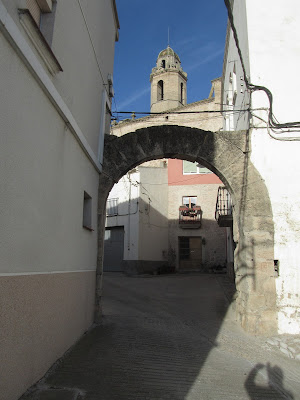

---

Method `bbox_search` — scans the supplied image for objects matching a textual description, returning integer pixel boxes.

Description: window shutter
[26,0,41,26]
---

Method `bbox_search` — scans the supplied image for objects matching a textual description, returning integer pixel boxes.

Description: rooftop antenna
[168,27,170,47]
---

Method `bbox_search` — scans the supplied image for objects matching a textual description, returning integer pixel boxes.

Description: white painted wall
[0,16,97,275]
[0,1,119,397]
[138,166,169,262]
[106,166,169,263]
[106,171,140,261]
[223,0,300,333]
[0,0,119,275]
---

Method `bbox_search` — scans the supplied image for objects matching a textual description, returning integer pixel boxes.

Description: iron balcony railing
[215,187,232,226]
[179,205,202,228]
[106,198,118,216]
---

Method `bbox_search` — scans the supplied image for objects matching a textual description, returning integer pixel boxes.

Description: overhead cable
[77,0,110,98]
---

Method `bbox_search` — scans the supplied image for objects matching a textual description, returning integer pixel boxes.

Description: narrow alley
[21,273,300,400]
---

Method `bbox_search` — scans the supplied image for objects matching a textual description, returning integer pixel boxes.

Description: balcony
[106,198,118,216]
[179,205,202,229]
[215,186,233,227]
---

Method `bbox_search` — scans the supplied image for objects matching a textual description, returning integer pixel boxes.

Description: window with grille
[106,198,118,216]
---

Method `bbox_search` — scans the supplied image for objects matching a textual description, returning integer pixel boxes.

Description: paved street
[21,273,300,400]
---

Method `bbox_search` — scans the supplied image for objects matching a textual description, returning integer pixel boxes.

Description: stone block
[279,347,291,357]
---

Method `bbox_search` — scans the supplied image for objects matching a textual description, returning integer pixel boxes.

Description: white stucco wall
[223,0,300,333]
[0,1,119,397]
[106,166,169,264]
[138,166,169,262]
[1,0,119,276]
[106,171,140,261]
[0,19,99,275]
[51,0,117,155]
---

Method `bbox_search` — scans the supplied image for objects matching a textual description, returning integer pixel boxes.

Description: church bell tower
[150,46,187,113]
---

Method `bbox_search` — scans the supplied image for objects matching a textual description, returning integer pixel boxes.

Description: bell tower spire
[150,46,187,113]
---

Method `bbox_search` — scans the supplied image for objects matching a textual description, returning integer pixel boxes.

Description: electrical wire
[112,109,249,116]
[249,85,300,129]
[107,201,139,216]
[77,0,110,98]
[251,112,300,141]
[111,110,247,128]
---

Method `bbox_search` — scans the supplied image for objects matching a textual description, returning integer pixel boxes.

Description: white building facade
[0,1,119,398]
[222,0,300,334]
[105,165,169,274]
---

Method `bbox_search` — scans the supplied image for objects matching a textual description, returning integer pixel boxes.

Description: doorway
[103,227,124,272]
[179,236,202,270]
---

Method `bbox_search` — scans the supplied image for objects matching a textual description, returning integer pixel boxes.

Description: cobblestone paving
[266,336,300,361]
[20,273,300,400]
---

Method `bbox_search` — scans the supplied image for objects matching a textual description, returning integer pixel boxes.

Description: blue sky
[112,0,228,118]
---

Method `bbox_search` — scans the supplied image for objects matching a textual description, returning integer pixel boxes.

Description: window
[232,63,237,105]
[106,198,118,216]
[228,64,237,108]
[157,80,164,101]
[26,0,41,26]
[19,0,62,75]
[182,196,197,208]
[183,160,211,174]
[225,93,234,131]
[83,191,93,230]
[26,0,53,27]
[180,83,183,103]
[161,60,166,68]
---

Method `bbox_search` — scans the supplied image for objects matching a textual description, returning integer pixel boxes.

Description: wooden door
[179,236,202,270]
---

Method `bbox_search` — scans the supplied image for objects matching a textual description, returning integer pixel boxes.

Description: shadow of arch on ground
[96,125,277,334]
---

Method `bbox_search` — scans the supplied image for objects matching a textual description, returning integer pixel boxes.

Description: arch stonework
[96,125,277,335]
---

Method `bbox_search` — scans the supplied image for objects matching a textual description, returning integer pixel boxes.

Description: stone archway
[96,125,277,335]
